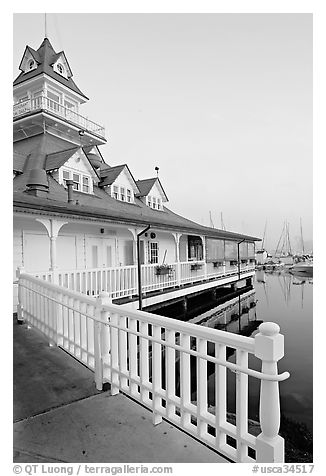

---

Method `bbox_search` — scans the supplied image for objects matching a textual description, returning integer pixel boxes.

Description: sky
[13,13,313,252]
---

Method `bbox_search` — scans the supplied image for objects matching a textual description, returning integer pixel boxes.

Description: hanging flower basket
[155,265,173,276]
[191,263,202,271]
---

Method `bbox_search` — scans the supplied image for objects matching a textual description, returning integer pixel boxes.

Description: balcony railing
[30,261,256,300]
[13,96,105,138]
[16,270,289,463]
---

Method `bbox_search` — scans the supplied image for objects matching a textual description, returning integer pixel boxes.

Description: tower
[13,37,106,153]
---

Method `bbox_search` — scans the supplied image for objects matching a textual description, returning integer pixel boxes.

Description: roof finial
[44,13,47,38]
[155,166,159,177]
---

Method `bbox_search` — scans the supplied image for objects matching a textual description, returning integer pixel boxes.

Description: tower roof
[13,37,88,100]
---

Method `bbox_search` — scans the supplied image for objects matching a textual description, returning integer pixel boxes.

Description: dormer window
[83,177,90,193]
[120,187,126,201]
[61,168,92,194]
[72,173,80,191]
[127,189,132,203]
[28,59,35,70]
[57,63,64,74]
[146,194,163,210]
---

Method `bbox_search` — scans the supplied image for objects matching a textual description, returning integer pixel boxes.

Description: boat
[289,261,313,277]
[289,219,313,277]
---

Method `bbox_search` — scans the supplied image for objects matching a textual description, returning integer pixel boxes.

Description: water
[253,269,313,431]
[201,269,313,432]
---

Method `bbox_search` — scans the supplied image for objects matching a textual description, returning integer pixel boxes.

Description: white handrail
[17,270,288,463]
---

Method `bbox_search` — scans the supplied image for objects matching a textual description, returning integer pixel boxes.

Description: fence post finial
[94,293,112,391]
[254,322,285,463]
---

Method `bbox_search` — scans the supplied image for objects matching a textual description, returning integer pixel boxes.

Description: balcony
[30,260,256,301]
[13,96,105,139]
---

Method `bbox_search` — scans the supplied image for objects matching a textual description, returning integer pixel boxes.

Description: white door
[87,237,115,268]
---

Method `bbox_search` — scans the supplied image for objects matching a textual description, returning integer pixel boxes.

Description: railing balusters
[152,325,163,425]
[140,321,150,404]
[110,312,119,396]
[129,317,139,396]
[215,343,227,451]
[236,349,249,461]
[118,315,128,390]
[197,338,208,439]
[166,329,176,420]
[180,333,191,428]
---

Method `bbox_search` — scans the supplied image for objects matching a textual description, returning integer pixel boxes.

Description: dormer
[52,52,72,80]
[19,46,40,74]
[100,165,140,204]
[136,178,168,211]
[46,147,99,194]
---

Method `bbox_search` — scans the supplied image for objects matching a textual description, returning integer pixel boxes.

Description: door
[87,237,116,268]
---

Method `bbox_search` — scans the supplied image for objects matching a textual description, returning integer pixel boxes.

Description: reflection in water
[189,269,313,431]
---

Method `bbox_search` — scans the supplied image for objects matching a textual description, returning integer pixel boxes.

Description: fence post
[94,292,112,391]
[16,267,25,323]
[254,322,285,463]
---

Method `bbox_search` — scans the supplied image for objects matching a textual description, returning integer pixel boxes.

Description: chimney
[66,179,75,204]
[26,169,49,197]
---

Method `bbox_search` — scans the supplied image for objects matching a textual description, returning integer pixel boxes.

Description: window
[148,242,159,264]
[62,170,70,187]
[120,187,125,201]
[188,236,203,261]
[113,186,119,199]
[47,90,61,112]
[72,173,80,191]
[62,169,92,194]
[82,176,89,193]
[127,189,132,202]
[28,59,35,69]
[147,195,162,210]
[32,90,43,108]
[57,63,64,74]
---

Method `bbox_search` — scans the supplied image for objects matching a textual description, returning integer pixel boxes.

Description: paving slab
[13,318,100,422]
[14,392,227,463]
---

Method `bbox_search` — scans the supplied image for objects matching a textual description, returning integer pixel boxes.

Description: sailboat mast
[261,220,267,250]
[275,221,286,257]
[220,212,226,231]
[300,217,305,254]
[209,211,214,228]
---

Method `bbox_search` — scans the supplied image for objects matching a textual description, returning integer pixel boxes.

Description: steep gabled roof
[100,165,126,186]
[100,164,140,194]
[18,46,41,69]
[45,147,80,171]
[136,177,168,201]
[13,38,88,100]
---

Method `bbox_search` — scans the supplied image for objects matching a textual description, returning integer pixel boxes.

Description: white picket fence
[31,261,255,300]
[17,270,289,463]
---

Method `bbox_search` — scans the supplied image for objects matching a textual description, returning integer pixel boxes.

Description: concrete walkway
[13,318,228,463]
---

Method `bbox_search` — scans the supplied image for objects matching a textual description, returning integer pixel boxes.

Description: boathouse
[13,37,260,310]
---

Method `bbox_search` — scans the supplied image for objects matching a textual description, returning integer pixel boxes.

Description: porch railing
[17,270,289,463]
[13,96,105,138]
[32,261,255,300]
